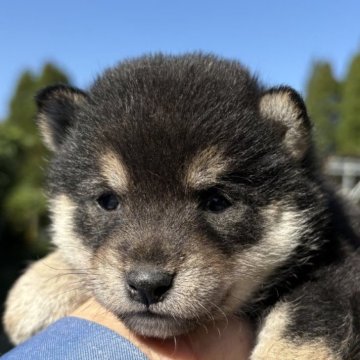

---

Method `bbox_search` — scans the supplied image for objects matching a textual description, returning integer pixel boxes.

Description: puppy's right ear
[35,84,88,151]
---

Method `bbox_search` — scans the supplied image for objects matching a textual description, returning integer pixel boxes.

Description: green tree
[7,71,37,131]
[337,54,360,156]
[0,63,70,254]
[305,62,341,155]
[40,63,69,85]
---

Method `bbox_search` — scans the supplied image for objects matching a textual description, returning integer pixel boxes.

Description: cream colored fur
[3,251,90,344]
[251,303,339,360]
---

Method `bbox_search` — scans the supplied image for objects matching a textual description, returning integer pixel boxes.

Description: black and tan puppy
[4,54,360,359]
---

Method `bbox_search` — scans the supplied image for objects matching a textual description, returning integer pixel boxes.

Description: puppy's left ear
[35,84,89,152]
[259,86,312,160]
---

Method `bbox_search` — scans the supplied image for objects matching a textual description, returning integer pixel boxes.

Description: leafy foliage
[337,54,360,156]
[305,62,341,155]
[0,63,70,257]
[306,53,360,157]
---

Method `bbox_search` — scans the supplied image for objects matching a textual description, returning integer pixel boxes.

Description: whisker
[43,272,89,283]
[170,336,178,356]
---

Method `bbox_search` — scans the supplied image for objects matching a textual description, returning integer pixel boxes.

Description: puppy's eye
[97,192,119,211]
[199,189,232,213]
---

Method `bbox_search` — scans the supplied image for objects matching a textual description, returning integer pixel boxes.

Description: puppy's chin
[117,311,197,338]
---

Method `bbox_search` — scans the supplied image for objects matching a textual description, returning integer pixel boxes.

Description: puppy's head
[36,54,323,337]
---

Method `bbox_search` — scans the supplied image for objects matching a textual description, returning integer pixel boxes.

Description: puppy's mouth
[116,310,198,338]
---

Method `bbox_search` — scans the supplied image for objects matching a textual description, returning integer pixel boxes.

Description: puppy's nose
[126,268,174,306]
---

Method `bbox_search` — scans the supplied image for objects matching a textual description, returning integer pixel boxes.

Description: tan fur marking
[251,303,339,360]
[260,92,309,159]
[101,152,129,192]
[50,194,90,268]
[260,92,301,124]
[225,205,307,309]
[37,113,57,151]
[53,89,85,104]
[185,147,228,189]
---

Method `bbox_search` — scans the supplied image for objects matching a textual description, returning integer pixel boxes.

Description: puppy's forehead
[98,145,230,192]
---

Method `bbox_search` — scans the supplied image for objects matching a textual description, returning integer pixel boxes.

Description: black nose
[126,267,174,306]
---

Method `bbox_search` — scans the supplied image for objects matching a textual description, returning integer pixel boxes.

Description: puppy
[4,54,360,359]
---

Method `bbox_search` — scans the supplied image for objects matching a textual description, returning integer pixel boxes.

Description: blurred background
[1,0,360,353]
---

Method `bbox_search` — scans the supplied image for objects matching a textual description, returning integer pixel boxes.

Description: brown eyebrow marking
[100,151,129,192]
[184,147,229,189]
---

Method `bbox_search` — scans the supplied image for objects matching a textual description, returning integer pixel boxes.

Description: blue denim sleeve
[0,317,148,360]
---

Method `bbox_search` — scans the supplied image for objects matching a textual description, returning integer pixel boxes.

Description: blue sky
[1,0,360,119]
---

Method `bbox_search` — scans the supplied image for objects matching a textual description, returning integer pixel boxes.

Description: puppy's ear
[259,86,312,160]
[35,84,88,151]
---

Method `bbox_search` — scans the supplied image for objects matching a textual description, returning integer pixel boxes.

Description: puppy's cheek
[50,194,92,269]
[224,205,306,309]
[86,246,127,312]
[169,260,231,317]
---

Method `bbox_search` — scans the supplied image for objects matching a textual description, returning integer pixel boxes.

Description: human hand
[72,298,254,360]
